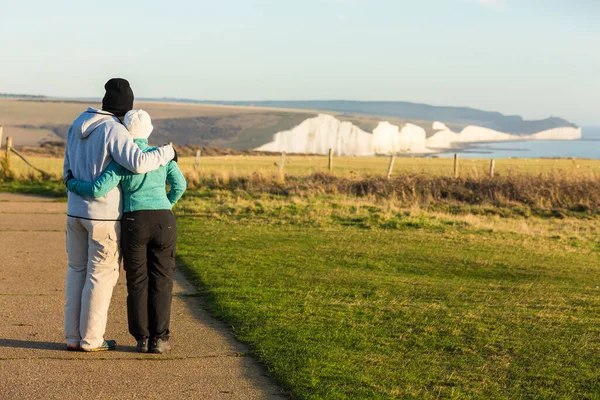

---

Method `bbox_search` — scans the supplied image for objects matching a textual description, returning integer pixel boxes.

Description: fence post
[387,154,396,179]
[9,146,52,178]
[5,136,12,172]
[328,148,333,171]
[0,125,3,149]
[489,159,495,178]
[195,149,201,171]
[453,153,459,178]
[278,151,286,179]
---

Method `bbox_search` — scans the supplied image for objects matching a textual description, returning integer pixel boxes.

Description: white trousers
[64,217,120,349]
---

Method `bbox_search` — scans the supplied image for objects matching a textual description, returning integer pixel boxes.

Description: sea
[437,126,600,159]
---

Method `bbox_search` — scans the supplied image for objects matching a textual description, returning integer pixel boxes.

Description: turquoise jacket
[67,139,186,213]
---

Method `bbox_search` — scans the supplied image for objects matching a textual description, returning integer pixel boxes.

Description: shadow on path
[0,339,64,351]
[0,339,140,353]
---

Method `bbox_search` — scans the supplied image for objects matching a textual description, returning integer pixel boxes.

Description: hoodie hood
[73,107,121,139]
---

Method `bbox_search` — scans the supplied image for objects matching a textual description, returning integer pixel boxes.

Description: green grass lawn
[0,179,66,198]
[177,215,600,399]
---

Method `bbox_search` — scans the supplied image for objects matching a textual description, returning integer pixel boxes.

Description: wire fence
[2,131,598,181]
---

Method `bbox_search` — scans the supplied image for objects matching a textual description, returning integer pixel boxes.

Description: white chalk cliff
[256,114,373,156]
[372,122,430,154]
[529,127,582,140]
[432,121,448,131]
[426,123,582,149]
[256,114,582,155]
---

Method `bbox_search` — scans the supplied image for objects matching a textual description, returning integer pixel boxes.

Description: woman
[67,109,186,353]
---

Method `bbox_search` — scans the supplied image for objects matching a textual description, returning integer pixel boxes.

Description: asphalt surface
[0,193,286,399]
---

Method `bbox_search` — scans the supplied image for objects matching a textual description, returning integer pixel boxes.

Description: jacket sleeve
[106,124,174,174]
[166,161,187,206]
[67,161,124,198]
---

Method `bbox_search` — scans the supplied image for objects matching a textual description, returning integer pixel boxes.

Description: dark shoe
[136,337,149,353]
[81,339,117,352]
[150,338,171,354]
[66,344,82,352]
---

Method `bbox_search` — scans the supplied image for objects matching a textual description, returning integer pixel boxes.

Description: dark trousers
[121,210,177,341]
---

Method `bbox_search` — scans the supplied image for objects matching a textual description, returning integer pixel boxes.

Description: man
[62,78,175,351]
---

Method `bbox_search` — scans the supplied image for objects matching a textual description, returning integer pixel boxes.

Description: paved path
[0,193,286,400]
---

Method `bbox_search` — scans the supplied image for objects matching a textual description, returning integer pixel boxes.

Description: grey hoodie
[63,107,175,220]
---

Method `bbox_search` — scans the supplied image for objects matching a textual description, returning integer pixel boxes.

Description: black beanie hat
[102,78,134,116]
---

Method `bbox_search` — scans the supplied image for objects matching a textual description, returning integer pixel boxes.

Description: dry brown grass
[3,145,600,220]
[183,170,600,217]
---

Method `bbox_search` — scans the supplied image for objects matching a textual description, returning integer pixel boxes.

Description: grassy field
[5,154,600,180]
[173,190,600,399]
[172,186,600,398]
[2,165,600,399]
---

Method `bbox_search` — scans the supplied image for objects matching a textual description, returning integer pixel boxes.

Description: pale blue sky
[1,0,598,124]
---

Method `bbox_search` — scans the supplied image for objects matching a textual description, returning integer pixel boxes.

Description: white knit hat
[124,109,153,139]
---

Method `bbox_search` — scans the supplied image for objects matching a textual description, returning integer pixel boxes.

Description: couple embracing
[63,78,186,353]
